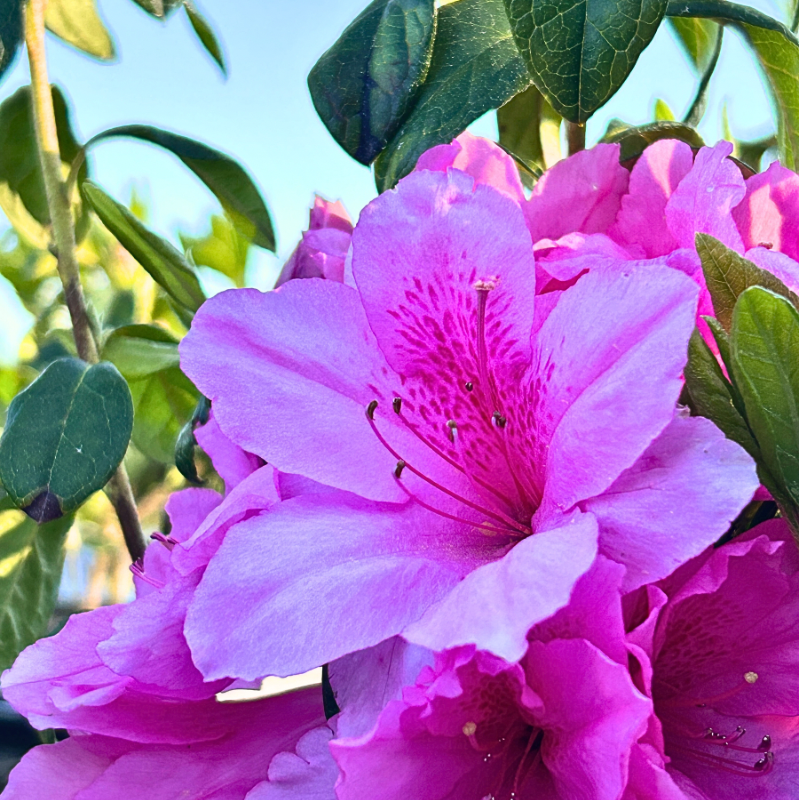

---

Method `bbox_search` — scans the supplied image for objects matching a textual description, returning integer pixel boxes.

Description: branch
[24,0,146,563]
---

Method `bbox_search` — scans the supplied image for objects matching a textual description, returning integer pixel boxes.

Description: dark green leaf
[0,358,133,521]
[0,85,87,228]
[668,17,719,70]
[102,326,198,464]
[174,395,210,484]
[684,328,759,457]
[0,508,73,671]
[180,213,250,287]
[81,181,206,313]
[0,0,23,83]
[85,125,275,250]
[503,0,668,123]
[308,0,436,165]
[735,134,777,172]
[374,0,531,191]
[666,0,798,40]
[697,233,799,332]
[497,84,549,181]
[601,120,704,160]
[183,0,226,75]
[45,0,116,61]
[730,287,799,523]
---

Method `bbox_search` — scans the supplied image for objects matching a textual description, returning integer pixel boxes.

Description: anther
[744,671,758,684]
[759,735,771,751]
[757,241,773,250]
[465,381,473,392]
[492,411,507,429]
[462,722,477,737]
[392,397,402,414]
[150,532,177,551]
[394,460,406,479]
[366,400,378,420]
[754,752,774,771]
[447,419,457,443]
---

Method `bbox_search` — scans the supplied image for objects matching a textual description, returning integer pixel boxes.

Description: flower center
[657,671,775,778]
[365,281,535,541]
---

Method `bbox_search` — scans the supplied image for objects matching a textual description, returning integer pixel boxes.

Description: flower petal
[585,415,758,591]
[402,512,598,662]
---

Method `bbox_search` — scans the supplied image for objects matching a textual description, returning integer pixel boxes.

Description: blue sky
[0,0,789,350]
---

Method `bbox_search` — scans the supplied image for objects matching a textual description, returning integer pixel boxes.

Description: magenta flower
[2,687,333,800]
[275,195,353,287]
[180,162,757,681]
[330,557,653,800]
[626,518,798,799]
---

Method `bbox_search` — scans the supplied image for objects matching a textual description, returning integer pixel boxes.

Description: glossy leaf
[82,181,206,313]
[0,358,133,522]
[0,85,87,227]
[45,0,116,61]
[601,120,704,160]
[0,508,73,671]
[174,395,210,484]
[375,0,531,191]
[684,328,758,457]
[668,16,718,70]
[697,233,798,332]
[0,0,23,83]
[503,0,668,122]
[183,0,226,75]
[309,0,436,165]
[103,326,198,464]
[180,213,250,287]
[731,287,799,522]
[86,125,275,250]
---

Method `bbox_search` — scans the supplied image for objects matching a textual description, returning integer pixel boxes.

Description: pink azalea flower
[330,558,654,800]
[626,518,798,799]
[275,195,353,287]
[2,687,334,800]
[180,163,757,681]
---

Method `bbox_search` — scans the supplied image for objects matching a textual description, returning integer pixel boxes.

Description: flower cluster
[3,135,797,799]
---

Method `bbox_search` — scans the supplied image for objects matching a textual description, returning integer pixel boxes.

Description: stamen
[394,479,518,538]
[465,381,474,392]
[492,411,507,429]
[447,419,457,444]
[669,743,774,777]
[129,559,165,590]
[394,460,406,479]
[658,672,759,709]
[366,404,530,534]
[150,532,177,551]
[392,397,402,414]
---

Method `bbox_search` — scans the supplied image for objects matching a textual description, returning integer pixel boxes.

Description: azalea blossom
[626,518,798,799]
[180,158,757,682]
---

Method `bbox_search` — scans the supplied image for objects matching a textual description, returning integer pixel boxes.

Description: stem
[24,0,146,563]
[566,121,585,156]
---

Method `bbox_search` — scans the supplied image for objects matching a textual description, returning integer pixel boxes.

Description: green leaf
[102,326,198,464]
[0,358,133,522]
[668,16,719,70]
[45,0,116,61]
[0,508,73,671]
[174,395,209,484]
[0,85,87,228]
[601,120,704,160]
[374,0,532,191]
[81,181,206,313]
[0,0,23,83]
[84,125,275,250]
[503,0,668,123]
[684,328,759,457]
[497,84,549,180]
[696,234,799,333]
[183,0,226,75]
[180,213,250,287]
[738,22,799,171]
[654,98,675,121]
[308,0,436,165]
[730,287,799,523]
